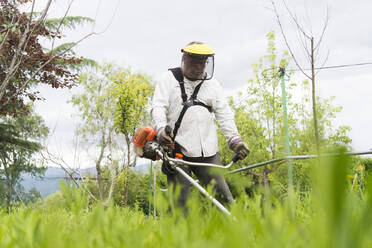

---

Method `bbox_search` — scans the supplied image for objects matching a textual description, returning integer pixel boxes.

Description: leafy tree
[0,0,94,116]
[70,63,153,205]
[0,104,49,212]
[111,67,153,206]
[70,63,121,201]
[112,69,154,167]
[0,179,5,207]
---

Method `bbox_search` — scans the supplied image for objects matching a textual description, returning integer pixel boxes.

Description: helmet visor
[181,54,214,81]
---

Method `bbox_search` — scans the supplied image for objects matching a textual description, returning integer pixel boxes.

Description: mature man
[151,41,250,207]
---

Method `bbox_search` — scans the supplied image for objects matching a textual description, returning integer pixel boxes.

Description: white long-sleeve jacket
[151,70,241,157]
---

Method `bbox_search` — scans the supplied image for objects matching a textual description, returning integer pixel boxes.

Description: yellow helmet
[181,41,215,80]
[181,42,215,57]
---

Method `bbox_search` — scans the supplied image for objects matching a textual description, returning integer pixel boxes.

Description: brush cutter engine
[142,141,161,161]
[132,126,162,161]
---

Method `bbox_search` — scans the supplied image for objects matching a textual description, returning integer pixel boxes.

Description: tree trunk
[6,178,12,213]
[123,166,130,207]
[95,162,103,200]
[262,167,270,189]
[311,37,320,155]
[125,135,131,167]
[96,132,106,200]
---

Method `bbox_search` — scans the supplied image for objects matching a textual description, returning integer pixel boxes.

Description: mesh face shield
[181,53,214,81]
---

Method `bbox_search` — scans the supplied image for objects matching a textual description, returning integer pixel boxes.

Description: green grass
[1,154,372,247]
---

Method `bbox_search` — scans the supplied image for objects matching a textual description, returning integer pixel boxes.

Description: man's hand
[158,125,174,148]
[229,138,250,160]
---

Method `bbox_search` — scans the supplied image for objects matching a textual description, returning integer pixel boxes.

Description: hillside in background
[21,167,96,198]
[21,163,151,198]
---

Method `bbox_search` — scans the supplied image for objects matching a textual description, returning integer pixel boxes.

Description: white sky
[32,0,372,168]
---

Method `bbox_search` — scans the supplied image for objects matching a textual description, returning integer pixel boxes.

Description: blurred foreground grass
[1,152,372,248]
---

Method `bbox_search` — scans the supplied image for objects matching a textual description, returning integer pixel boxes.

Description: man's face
[182,54,207,80]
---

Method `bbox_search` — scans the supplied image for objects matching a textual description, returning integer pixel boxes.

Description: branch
[314,5,330,52]
[0,31,96,109]
[295,23,311,64]
[315,49,330,77]
[0,9,20,51]
[0,0,52,101]
[18,0,52,65]
[265,160,285,173]
[34,0,52,24]
[103,170,118,207]
[75,168,99,202]
[243,169,260,177]
[93,0,121,35]
[270,0,311,79]
[0,21,32,100]
[13,187,26,207]
[51,0,74,53]
[40,147,98,202]
[282,0,311,40]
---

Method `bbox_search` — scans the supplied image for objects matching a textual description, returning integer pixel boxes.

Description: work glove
[229,138,250,161]
[158,125,174,150]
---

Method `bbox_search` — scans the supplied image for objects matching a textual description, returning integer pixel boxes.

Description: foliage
[1,153,372,247]
[0,104,48,211]
[112,169,151,213]
[112,66,154,167]
[112,71,153,137]
[71,63,119,144]
[110,64,153,207]
[70,63,153,203]
[42,16,94,31]
[70,63,123,200]
[0,0,93,116]
[81,164,167,215]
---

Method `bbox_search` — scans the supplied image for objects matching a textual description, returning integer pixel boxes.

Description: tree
[112,67,153,206]
[0,104,49,212]
[220,32,351,196]
[112,69,154,167]
[0,0,94,116]
[70,63,153,205]
[270,0,331,155]
[70,63,121,201]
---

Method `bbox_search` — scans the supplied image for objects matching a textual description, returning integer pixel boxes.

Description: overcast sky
[33,0,372,168]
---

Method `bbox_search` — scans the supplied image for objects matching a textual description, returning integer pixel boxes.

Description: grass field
[1,154,371,248]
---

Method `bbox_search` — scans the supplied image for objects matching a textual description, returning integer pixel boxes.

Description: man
[151,41,250,207]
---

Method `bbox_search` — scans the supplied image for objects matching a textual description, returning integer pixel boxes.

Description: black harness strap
[169,67,188,102]
[168,67,212,139]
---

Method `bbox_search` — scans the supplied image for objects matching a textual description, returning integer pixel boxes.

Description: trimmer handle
[232,153,240,163]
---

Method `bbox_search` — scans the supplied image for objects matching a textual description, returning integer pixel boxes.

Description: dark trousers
[166,153,234,207]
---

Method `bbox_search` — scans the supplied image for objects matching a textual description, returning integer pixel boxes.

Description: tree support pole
[148,161,152,216]
[279,67,293,191]
[153,164,156,217]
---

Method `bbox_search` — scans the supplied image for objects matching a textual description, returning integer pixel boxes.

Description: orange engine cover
[132,127,157,148]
